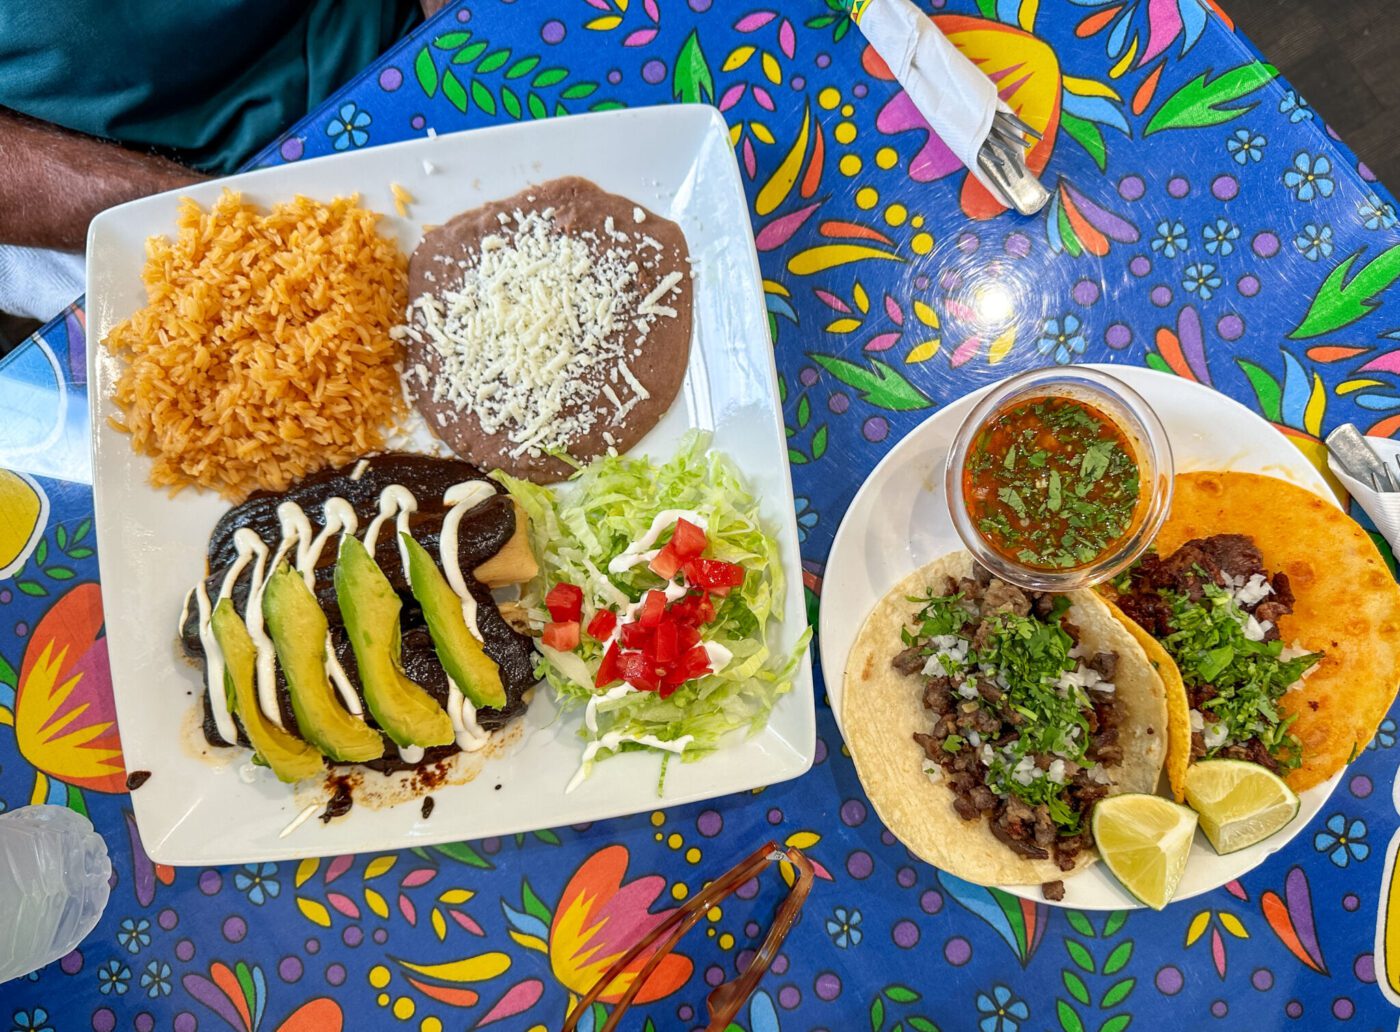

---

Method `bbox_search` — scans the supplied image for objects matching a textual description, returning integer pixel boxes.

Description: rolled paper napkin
[840,0,1009,201]
[1326,428,1400,553]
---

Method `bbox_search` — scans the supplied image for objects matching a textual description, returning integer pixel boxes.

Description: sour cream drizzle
[446,683,490,752]
[565,732,694,793]
[362,485,417,574]
[438,481,497,641]
[228,528,282,727]
[606,509,707,574]
[190,480,502,761]
[189,580,238,745]
[279,803,321,838]
[274,499,363,717]
[438,481,500,752]
[585,683,635,734]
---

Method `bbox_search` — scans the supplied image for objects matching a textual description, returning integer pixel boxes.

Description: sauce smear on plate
[964,396,1142,571]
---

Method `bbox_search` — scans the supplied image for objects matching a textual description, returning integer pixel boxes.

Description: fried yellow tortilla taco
[1102,471,1400,797]
[842,552,1168,888]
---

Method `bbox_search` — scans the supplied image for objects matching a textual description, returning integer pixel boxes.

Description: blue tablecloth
[3,2,1400,1029]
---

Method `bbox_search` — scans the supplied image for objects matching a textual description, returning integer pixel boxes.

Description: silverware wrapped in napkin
[1326,424,1400,551]
[841,0,1050,215]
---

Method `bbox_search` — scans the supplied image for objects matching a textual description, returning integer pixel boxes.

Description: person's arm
[0,108,207,252]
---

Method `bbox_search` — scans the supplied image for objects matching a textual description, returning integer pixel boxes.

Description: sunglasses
[562,840,815,1032]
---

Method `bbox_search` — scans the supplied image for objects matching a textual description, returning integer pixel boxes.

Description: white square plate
[87,105,815,865]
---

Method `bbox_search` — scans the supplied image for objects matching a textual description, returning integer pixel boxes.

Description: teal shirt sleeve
[0,0,420,174]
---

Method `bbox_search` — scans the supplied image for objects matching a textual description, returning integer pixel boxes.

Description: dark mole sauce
[182,454,537,774]
[420,796,435,820]
[320,777,355,823]
[125,770,152,791]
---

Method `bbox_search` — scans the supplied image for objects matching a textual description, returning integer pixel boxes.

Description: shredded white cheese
[400,206,681,459]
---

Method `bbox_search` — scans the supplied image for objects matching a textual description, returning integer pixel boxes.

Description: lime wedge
[1092,794,1197,910]
[1184,759,1300,854]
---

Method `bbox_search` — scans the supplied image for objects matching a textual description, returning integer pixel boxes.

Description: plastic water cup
[0,805,111,984]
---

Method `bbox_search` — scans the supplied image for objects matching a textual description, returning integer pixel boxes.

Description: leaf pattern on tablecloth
[4,1,1400,1029]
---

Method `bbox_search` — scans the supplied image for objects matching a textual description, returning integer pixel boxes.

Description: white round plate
[820,364,1342,909]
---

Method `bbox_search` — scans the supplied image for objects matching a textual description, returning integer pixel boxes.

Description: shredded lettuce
[495,432,809,783]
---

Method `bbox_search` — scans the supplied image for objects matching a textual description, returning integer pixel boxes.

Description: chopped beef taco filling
[1112,534,1321,773]
[896,568,1122,871]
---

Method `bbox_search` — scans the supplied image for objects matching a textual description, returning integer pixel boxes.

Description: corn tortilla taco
[842,552,1168,888]
[1103,471,1400,796]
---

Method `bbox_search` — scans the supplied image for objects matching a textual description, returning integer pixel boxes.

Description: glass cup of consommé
[945,366,1174,591]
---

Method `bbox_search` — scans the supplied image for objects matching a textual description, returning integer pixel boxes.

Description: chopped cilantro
[908,583,1101,832]
[998,487,1027,518]
[1079,440,1115,483]
[963,397,1141,571]
[1160,584,1320,769]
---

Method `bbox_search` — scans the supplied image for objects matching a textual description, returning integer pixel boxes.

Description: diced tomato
[595,642,622,687]
[694,592,716,624]
[679,644,713,680]
[670,518,708,559]
[667,593,693,624]
[586,609,618,641]
[683,559,746,595]
[659,645,712,698]
[545,583,584,623]
[677,623,702,652]
[670,590,715,627]
[617,651,660,693]
[620,621,651,649]
[542,620,580,651]
[659,666,690,698]
[637,590,667,628]
[648,542,683,579]
[650,620,678,664]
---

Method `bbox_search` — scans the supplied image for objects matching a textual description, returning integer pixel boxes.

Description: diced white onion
[1242,615,1273,641]
[1233,573,1274,607]
[1203,720,1229,750]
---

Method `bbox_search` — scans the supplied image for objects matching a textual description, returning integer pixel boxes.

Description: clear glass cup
[944,366,1174,591]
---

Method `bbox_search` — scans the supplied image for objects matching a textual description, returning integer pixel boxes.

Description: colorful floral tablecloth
[5,1,1400,1029]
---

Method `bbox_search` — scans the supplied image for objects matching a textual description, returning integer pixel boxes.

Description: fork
[977,109,1050,216]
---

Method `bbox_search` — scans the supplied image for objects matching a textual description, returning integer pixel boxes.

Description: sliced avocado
[334,535,454,749]
[400,532,507,710]
[210,598,325,784]
[262,563,385,763]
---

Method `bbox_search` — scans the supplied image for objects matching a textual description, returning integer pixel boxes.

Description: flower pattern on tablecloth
[3,1,1400,1029]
